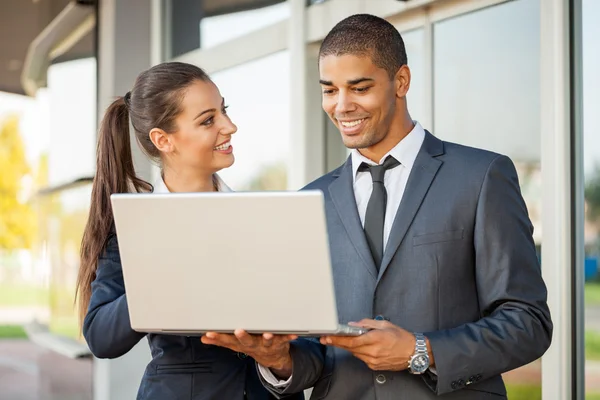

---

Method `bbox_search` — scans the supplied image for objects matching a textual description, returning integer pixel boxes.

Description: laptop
[110,190,367,337]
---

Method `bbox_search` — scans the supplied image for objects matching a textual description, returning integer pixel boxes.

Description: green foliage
[586,165,600,224]
[0,115,35,250]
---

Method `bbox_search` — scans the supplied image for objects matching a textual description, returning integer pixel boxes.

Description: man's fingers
[201,333,241,351]
[320,336,358,351]
[203,332,233,343]
[262,333,298,348]
[349,319,390,330]
[321,336,355,347]
[234,329,256,347]
[321,331,375,348]
[323,341,373,356]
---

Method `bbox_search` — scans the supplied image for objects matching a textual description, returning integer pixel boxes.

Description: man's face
[319,54,398,151]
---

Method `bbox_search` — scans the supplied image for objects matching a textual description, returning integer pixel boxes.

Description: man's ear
[395,65,411,98]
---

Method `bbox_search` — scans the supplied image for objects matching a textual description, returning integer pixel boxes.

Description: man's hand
[320,319,435,371]
[201,330,296,378]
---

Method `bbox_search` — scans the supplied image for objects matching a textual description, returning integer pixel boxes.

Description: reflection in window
[401,28,426,129]
[200,2,289,49]
[583,0,600,398]
[0,58,95,398]
[434,0,540,162]
[210,51,290,190]
[47,58,96,186]
[433,1,541,398]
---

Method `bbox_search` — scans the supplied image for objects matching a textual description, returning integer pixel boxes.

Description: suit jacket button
[451,381,458,389]
[237,352,248,359]
[374,315,389,321]
[375,374,386,384]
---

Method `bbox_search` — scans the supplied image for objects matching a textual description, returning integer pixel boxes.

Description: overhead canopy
[0,0,285,96]
[203,0,284,16]
[0,0,95,96]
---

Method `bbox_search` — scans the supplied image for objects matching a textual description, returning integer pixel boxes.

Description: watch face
[410,354,430,374]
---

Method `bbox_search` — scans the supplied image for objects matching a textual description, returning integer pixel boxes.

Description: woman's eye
[202,117,214,126]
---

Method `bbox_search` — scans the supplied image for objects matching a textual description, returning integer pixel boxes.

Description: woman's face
[164,79,237,175]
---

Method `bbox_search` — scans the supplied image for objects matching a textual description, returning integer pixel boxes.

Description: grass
[0,324,27,339]
[506,384,541,400]
[506,384,600,400]
[586,282,600,306]
[0,284,48,307]
[0,282,81,340]
[587,330,600,361]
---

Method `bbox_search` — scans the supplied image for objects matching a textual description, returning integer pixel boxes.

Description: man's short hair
[319,14,407,79]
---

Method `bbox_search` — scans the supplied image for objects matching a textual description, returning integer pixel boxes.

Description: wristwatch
[408,333,430,374]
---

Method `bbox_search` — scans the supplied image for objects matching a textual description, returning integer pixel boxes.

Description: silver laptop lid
[110,190,339,334]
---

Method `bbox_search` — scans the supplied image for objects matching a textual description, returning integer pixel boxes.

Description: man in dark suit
[202,13,552,399]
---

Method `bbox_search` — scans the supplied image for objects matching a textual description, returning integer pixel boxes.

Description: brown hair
[76,62,211,328]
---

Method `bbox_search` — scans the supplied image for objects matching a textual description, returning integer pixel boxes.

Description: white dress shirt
[259,122,427,386]
[152,173,232,194]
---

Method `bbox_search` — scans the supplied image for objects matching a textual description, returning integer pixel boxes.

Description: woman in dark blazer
[76,62,303,400]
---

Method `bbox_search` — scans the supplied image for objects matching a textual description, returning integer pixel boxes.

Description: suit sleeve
[83,233,146,358]
[259,338,326,398]
[423,155,553,395]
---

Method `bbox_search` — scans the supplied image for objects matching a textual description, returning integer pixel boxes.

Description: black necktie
[358,156,400,269]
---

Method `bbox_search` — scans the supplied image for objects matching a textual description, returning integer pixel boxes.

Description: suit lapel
[329,157,378,279]
[377,131,445,282]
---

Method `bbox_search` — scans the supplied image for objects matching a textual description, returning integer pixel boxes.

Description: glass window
[46,58,97,186]
[433,1,542,397]
[167,1,288,57]
[0,57,96,399]
[582,0,600,398]
[401,28,427,129]
[434,0,540,161]
[42,58,97,341]
[200,2,289,49]
[210,51,290,190]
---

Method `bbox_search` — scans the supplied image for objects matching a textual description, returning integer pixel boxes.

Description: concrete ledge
[23,320,91,359]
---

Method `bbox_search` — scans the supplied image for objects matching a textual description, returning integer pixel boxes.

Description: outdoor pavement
[0,339,92,400]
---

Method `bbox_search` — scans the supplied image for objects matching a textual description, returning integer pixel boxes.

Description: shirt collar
[351,121,426,181]
[152,173,232,193]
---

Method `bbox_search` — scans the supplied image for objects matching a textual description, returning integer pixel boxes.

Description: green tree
[34,152,49,188]
[586,166,600,225]
[0,115,35,250]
